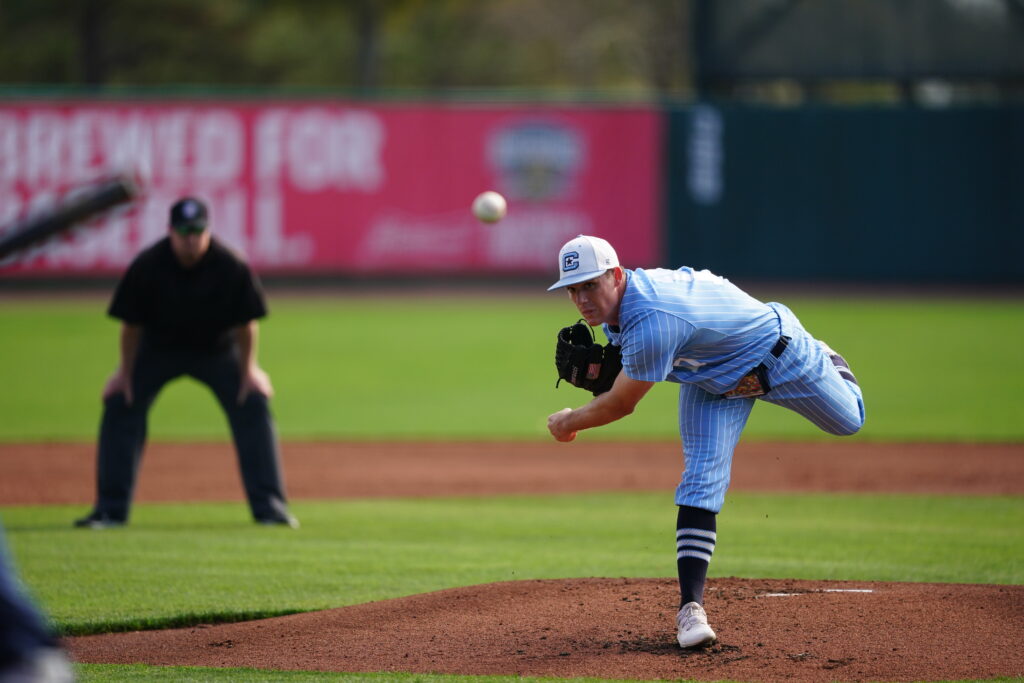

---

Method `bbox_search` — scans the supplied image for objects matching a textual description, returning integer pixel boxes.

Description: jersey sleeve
[620,310,695,382]
[106,258,149,325]
[230,263,268,325]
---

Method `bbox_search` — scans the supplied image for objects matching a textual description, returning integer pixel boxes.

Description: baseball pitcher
[548,235,864,648]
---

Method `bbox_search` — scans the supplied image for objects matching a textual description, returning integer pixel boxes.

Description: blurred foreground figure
[0,526,74,683]
[74,197,297,530]
[546,235,864,648]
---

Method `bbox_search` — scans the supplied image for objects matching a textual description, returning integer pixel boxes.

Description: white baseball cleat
[676,601,717,648]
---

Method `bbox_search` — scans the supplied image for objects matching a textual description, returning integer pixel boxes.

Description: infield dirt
[4,441,1022,682]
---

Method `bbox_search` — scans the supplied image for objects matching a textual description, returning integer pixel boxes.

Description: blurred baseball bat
[0,174,140,261]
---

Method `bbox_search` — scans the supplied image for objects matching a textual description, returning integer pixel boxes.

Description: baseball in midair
[472,191,507,223]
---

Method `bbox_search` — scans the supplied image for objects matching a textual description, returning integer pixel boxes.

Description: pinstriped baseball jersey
[602,268,781,395]
[598,267,865,513]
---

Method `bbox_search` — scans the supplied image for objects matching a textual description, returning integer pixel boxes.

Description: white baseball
[472,191,507,223]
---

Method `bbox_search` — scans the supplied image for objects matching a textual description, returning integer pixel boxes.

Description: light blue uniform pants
[674,304,865,513]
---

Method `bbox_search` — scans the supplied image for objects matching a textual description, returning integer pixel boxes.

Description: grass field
[67,669,1024,683]
[2,291,1022,683]
[1,293,1022,442]
[5,493,1021,636]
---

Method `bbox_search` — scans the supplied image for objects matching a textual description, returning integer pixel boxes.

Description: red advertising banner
[0,102,660,277]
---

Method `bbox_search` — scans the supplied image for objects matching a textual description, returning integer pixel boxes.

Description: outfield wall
[1,98,1020,283]
[0,101,660,277]
[666,104,1024,283]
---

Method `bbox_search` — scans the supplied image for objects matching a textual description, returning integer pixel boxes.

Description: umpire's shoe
[676,602,717,648]
[73,511,126,529]
[255,512,300,529]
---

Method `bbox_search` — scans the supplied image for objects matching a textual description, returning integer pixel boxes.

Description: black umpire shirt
[108,236,268,353]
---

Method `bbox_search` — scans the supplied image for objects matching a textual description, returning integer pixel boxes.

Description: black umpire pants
[93,340,290,522]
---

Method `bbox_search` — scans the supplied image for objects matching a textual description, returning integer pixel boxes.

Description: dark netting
[697,0,1024,80]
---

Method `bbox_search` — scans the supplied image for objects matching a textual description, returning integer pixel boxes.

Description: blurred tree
[79,0,104,85]
[0,0,695,96]
[0,0,265,86]
[0,0,80,83]
[0,1,1018,102]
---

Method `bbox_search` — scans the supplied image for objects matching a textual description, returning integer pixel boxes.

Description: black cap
[169,197,208,231]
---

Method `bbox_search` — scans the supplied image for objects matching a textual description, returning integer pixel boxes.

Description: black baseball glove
[554,319,623,396]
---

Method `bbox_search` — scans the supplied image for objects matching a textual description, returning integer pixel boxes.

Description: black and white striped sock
[820,341,858,385]
[829,353,859,385]
[676,505,717,608]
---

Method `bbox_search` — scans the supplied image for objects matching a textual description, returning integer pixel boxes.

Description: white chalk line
[759,589,875,598]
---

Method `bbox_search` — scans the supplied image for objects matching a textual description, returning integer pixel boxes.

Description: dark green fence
[665,104,1024,283]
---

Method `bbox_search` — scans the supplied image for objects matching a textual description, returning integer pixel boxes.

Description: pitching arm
[547,371,655,442]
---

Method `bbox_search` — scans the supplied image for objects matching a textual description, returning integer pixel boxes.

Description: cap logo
[562,251,580,273]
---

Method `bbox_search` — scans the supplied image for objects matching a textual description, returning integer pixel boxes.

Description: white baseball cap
[547,234,620,291]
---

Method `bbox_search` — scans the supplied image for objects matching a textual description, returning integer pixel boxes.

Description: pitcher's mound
[69,577,1024,682]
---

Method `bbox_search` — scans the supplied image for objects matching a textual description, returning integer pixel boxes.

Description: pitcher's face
[565,268,623,327]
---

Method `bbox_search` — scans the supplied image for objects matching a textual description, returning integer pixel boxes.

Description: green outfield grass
[4,492,1021,636]
[73,668,760,683]
[0,292,1022,442]
[5,492,1023,682]
[3,291,1022,683]
[69,667,1024,683]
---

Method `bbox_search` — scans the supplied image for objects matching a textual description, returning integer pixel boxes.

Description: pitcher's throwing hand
[547,408,577,442]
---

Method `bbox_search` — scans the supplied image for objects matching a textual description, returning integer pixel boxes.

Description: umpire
[74,197,298,529]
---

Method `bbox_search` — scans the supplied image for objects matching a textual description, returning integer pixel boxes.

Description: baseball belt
[722,336,790,399]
